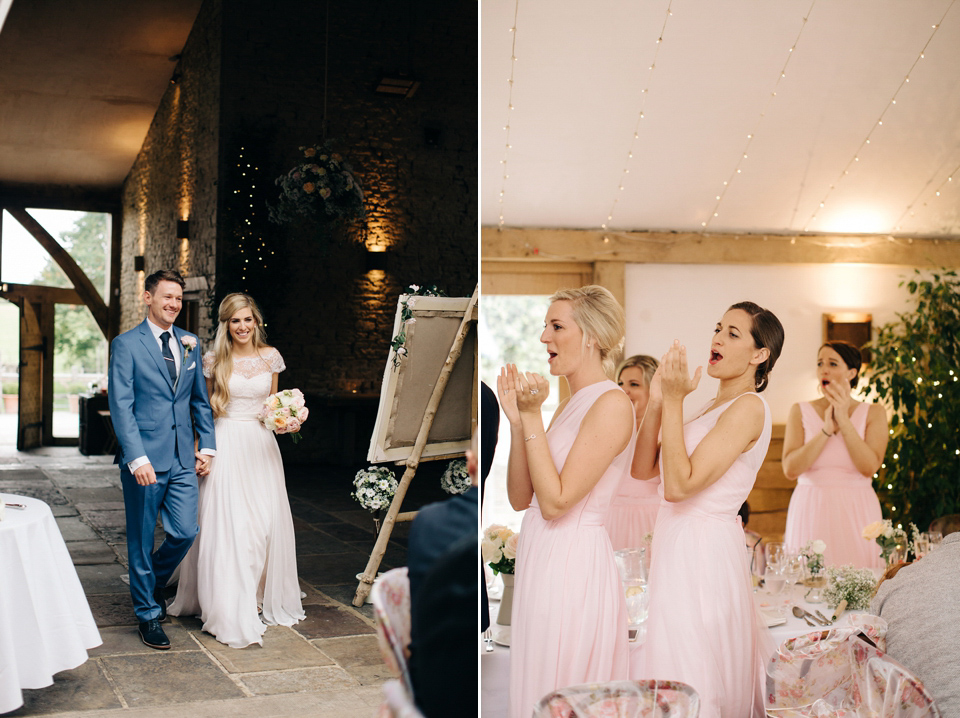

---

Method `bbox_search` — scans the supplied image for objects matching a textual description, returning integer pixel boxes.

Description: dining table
[480,574,870,718]
[0,494,102,714]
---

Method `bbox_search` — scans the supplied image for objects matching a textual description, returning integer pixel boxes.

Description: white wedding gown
[169,348,305,648]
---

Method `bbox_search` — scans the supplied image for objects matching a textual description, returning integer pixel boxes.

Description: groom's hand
[133,463,157,486]
[195,452,211,477]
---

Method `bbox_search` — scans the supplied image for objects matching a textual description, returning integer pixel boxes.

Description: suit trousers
[121,459,199,622]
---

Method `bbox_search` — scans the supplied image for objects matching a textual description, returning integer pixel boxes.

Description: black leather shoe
[154,586,168,622]
[138,619,170,650]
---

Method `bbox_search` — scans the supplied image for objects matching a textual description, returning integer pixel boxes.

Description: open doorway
[0,209,110,447]
[0,299,18,448]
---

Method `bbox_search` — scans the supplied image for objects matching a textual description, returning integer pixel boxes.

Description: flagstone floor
[0,445,446,717]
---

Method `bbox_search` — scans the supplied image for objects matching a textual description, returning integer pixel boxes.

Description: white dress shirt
[127,318,215,473]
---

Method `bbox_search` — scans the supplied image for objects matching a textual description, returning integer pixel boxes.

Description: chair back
[378,678,425,718]
[371,567,413,694]
[766,616,940,717]
[533,679,700,717]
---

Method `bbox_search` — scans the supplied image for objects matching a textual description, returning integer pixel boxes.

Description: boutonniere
[181,335,197,357]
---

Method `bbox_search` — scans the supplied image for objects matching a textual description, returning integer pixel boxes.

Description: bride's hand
[660,340,701,401]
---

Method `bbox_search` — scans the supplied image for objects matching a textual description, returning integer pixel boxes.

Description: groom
[108,269,215,649]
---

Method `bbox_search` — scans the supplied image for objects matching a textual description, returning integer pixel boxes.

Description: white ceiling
[481,0,960,237]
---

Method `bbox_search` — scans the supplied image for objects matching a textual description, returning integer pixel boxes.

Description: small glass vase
[805,568,826,603]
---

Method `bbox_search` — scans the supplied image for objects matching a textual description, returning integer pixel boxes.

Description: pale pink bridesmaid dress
[784,402,884,569]
[634,393,772,718]
[508,380,632,718]
[605,474,660,551]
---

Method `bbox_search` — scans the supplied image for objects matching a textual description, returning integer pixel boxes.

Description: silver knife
[813,609,833,625]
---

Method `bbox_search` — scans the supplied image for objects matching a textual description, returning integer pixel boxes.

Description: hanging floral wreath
[268,142,365,224]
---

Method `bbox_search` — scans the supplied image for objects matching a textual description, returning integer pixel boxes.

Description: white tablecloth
[480,580,866,718]
[0,494,102,714]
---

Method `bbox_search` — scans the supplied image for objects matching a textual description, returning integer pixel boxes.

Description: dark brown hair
[820,341,863,388]
[728,301,784,393]
[144,269,185,294]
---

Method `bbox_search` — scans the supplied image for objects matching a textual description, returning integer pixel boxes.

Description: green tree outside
[34,212,109,374]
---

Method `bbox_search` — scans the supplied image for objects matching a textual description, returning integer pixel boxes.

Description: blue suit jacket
[108,319,215,472]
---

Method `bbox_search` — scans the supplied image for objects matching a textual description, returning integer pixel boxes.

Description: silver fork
[483,627,494,652]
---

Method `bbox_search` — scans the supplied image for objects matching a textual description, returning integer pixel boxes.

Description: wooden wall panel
[747,424,793,540]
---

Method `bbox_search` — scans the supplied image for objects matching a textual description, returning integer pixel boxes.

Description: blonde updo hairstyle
[549,285,625,377]
[616,354,659,385]
[210,293,269,418]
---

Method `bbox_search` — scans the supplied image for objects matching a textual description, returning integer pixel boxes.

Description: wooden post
[353,286,479,606]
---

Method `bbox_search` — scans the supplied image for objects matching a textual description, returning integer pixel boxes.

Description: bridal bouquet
[439,458,471,495]
[258,388,309,444]
[351,466,398,512]
[823,565,878,611]
[481,524,519,575]
[862,519,907,563]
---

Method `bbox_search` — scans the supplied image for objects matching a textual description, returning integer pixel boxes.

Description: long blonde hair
[549,285,625,377]
[210,293,269,418]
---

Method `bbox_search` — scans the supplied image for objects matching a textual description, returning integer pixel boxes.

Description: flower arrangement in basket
[351,466,398,514]
[863,519,908,564]
[439,458,471,495]
[268,142,364,225]
[823,565,878,611]
[389,284,448,369]
[481,525,519,575]
[258,389,309,444]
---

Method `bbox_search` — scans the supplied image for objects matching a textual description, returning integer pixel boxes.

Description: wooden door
[17,299,44,450]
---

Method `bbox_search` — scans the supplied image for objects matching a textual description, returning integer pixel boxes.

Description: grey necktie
[160,331,178,383]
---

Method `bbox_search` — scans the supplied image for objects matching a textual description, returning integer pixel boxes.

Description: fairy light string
[601,0,676,232]
[701,0,817,230]
[803,0,958,232]
[498,0,521,230]
[893,155,960,232]
[233,146,270,290]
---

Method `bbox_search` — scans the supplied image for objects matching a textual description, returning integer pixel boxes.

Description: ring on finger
[529,389,539,395]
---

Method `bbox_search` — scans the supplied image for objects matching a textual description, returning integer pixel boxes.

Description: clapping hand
[822,379,852,428]
[822,404,838,436]
[497,364,548,423]
[660,340,702,401]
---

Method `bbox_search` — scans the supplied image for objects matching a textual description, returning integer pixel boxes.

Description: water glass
[784,551,804,586]
[928,531,943,550]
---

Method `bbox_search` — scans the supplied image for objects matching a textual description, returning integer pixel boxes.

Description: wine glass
[765,541,786,574]
[784,551,804,588]
[928,531,943,551]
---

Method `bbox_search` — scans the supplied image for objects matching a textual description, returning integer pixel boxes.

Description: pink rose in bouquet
[259,389,308,444]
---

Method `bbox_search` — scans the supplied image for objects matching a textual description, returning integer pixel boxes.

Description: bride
[168,293,305,647]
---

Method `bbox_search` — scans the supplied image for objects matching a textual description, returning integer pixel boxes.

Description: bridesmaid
[782,341,887,569]
[606,355,661,550]
[632,301,783,718]
[499,285,633,718]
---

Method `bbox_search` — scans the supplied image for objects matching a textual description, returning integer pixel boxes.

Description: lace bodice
[203,349,285,415]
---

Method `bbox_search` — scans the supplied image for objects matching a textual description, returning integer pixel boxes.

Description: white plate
[493,626,511,647]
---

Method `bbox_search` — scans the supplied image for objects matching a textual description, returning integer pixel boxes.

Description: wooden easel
[353,285,478,606]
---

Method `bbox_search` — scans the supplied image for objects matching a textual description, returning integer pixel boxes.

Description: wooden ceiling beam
[0,282,83,304]
[482,228,960,267]
[5,206,108,335]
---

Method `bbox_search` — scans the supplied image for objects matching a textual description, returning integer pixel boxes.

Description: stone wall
[118,0,221,336]
[118,0,477,463]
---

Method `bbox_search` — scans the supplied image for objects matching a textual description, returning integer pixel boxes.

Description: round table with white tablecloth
[0,494,102,714]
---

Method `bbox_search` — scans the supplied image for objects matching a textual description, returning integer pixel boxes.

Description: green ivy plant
[866,269,960,531]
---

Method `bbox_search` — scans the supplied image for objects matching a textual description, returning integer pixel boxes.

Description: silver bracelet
[524,433,538,442]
